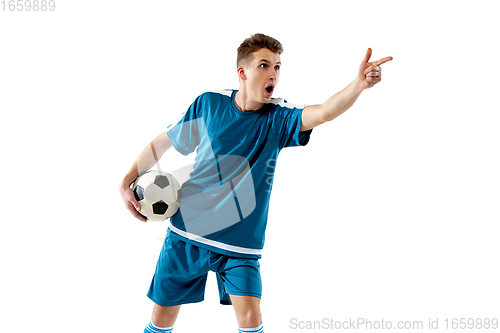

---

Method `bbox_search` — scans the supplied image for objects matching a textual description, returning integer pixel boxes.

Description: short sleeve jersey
[166,90,312,258]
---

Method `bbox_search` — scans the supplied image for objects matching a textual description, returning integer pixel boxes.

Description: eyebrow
[259,59,281,65]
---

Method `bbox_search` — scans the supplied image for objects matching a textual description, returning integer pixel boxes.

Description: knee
[237,309,262,329]
[151,304,180,327]
[231,295,263,328]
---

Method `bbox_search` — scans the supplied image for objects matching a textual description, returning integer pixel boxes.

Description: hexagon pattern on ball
[132,170,181,222]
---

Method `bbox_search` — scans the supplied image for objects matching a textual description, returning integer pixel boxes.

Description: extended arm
[300,48,393,131]
[119,131,173,222]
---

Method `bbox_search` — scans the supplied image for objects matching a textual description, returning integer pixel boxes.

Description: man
[119,33,392,333]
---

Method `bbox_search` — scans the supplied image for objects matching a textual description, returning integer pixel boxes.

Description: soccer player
[119,33,392,333]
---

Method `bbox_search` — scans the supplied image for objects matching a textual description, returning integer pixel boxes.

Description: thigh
[147,232,211,306]
[217,257,262,299]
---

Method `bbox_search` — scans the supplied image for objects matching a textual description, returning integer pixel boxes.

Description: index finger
[126,201,147,222]
[372,56,393,66]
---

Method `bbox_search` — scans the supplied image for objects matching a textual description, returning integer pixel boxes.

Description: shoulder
[266,98,305,128]
[188,90,234,113]
[267,97,305,111]
[198,89,234,102]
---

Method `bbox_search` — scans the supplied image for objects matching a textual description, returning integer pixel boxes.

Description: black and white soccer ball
[132,170,181,222]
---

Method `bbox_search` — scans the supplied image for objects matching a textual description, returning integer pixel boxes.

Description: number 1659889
[2,0,55,11]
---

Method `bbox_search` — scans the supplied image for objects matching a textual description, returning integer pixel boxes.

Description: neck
[234,88,264,112]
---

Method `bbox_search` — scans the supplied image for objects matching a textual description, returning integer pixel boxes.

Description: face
[239,48,281,104]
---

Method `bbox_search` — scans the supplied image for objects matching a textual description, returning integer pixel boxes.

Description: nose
[270,70,277,81]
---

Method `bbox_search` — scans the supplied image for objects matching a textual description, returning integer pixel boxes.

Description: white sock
[238,324,264,333]
[144,321,173,333]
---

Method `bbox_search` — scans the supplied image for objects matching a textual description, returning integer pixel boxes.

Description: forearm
[120,132,172,188]
[321,78,364,121]
[121,145,156,188]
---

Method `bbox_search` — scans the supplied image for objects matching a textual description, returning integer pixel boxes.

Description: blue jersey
[166,90,312,258]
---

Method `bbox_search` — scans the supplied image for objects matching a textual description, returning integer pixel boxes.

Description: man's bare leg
[230,295,262,328]
[151,304,181,328]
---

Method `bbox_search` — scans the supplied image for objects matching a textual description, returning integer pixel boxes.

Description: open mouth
[265,84,274,96]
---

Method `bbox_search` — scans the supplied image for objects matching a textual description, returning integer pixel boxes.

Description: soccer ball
[132,170,181,222]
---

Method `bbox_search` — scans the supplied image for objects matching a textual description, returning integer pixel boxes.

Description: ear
[237,66,247,81]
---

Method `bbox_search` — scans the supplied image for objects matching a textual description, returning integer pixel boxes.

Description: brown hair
[237,33,284,68]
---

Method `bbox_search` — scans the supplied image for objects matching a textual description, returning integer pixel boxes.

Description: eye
[274,65,280,71]
[260,63,268,68]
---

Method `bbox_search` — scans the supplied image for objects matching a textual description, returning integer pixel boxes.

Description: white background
[1,1,499,332]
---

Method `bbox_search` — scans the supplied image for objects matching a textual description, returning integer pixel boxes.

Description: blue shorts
[147,229,262,307]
